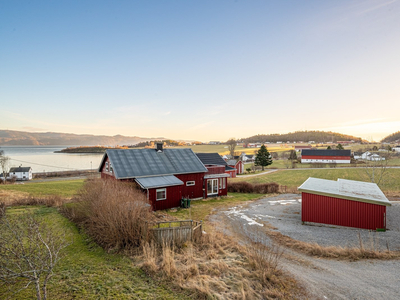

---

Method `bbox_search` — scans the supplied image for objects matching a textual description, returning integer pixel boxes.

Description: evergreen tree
[336,143,344,150]
[255,144,272,171]
[327,146,331,150]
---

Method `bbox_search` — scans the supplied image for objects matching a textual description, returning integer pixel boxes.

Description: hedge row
[228,181,279,194]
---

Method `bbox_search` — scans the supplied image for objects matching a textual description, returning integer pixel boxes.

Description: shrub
[253,183,280,194]
[62,179,153,250]
[228,181,280,194]
[0,202,4,218]
[10,195,66,207]
[228,181,254,193]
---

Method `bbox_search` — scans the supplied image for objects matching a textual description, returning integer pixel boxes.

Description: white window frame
[222,177,226,189]
[109,163,113,173]
[156,188,166,201]
[207,179,218,195]
[105,162,109,172]
[186,181,195,186]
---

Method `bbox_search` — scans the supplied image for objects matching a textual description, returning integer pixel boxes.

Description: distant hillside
[0,130,159,146]
[242,131,363,144]
[381,131,400,143]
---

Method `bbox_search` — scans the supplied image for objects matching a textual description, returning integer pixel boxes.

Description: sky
[1,0,399,142]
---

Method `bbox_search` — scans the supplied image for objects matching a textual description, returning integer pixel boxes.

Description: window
[105,162,109,172]
[219,178,222,189]
[207,179,218,195]
[109,163,113,173]
[186,181,195,186]
[156,188,166,200]
[222,178,226,189]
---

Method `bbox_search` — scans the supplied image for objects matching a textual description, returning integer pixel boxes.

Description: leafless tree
[0,209,70,300]
[0,150,10,181]
[226,138,237,157]
[360,150,391,186]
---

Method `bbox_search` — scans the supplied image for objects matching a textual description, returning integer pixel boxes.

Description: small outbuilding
[298,177,391,230]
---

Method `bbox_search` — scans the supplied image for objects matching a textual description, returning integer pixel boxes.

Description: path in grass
[1,206,189,300]
[230,168,400,194]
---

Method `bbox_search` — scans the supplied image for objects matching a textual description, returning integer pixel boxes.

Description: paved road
[212,195,400,299]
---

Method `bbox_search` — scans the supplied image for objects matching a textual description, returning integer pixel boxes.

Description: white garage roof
[298,177,391,206]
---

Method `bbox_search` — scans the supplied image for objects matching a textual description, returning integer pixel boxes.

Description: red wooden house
[227,159,244,175]
[99,144,228,210]
[195,153,236,178]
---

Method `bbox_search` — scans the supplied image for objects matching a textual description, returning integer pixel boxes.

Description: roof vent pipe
[156,142,163,152]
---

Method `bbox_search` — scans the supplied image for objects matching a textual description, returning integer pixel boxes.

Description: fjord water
[0,146,103,173]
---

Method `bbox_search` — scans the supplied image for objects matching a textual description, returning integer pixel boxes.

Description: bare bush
[62,179,154,250]
[0,211,70,300]
[228,181,280,194]
[9,195,67,207]
[0,203,5,218]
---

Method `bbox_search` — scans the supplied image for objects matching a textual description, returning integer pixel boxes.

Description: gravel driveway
[212,194,400,299]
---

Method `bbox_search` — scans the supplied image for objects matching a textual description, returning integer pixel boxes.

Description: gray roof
[195,153,227,166]
[135,175,183,189]
[298,177,391,206]
[227,159,238,166]
[301,149,351,156]
[10,167,32,173]
[99,148,208,179]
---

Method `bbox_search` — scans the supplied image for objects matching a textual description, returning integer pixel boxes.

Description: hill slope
[381,131,400,143]
[0,130,158,146]
[242,131,363,144]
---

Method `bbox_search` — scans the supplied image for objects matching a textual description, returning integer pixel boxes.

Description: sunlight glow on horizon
[1,0,399,142]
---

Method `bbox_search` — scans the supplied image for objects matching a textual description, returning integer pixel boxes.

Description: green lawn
[231,168,400,194]
[0,179,85,197]
[1,206,189,300]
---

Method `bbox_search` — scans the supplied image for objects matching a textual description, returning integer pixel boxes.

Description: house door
[207,179,218,196]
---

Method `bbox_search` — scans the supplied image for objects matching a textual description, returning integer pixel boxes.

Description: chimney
[156,142,163,152]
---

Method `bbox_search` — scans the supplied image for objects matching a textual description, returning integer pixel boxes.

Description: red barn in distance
[301,149,351,164]
[99,144,228,210]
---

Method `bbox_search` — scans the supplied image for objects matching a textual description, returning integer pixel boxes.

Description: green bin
[180,198,191,208]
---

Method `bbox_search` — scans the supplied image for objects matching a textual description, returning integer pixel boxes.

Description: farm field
[231,168,400,195]
[171,144,293,155]
[0,206,187,300]
[243,157,400,171]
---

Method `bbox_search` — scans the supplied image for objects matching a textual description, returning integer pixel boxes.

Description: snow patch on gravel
[225,206,263,226]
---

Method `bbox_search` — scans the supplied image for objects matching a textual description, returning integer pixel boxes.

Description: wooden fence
[149,220,203,245]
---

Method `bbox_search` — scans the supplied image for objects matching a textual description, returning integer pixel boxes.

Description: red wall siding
[235,161,244,174]
[175,173,205,199]
[205,165,226,174]
[301,192,386,230]
[225,170,236,178]
[301,155,350,160]
[148,185,182,210]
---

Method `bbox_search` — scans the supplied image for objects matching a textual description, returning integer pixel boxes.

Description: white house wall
[301,159,350,164]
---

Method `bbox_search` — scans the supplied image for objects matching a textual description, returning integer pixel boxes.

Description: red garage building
[298,178,391,230]
[99,144,228,210]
